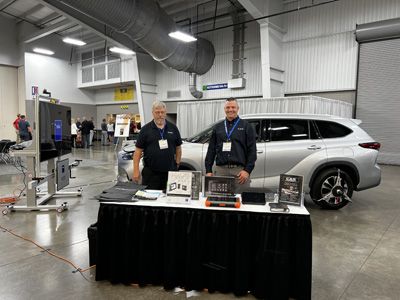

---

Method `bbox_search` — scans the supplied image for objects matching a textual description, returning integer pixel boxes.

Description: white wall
[156,21,262,101]
[283,0,400,93]
[24,52,95,104]
[0,66,19,140]
[0,15,19,66]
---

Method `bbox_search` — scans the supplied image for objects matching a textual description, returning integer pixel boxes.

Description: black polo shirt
[205,116,257,174]
[136,120,182,172]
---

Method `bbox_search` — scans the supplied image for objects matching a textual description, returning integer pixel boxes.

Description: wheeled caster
[56,202,68,213]
[2,205,12,215]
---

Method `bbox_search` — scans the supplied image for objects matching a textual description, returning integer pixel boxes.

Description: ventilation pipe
[43,0,215,75]
[356,18,400,43]
[189,73,203,99]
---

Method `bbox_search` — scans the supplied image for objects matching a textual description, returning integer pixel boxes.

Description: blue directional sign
[202,83,228,91]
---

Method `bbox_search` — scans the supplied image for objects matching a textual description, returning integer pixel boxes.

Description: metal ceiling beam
[0,0,17,11]
[36,11,61,26]
[22,19,73,43]
[16,4,44,23]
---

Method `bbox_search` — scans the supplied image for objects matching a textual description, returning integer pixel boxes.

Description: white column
[260,22,271,98]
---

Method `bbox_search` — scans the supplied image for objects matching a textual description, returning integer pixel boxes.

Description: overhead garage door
[357,38,400,165]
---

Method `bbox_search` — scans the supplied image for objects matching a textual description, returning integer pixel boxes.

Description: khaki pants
[15,130,20,143]
[213,165,251,194]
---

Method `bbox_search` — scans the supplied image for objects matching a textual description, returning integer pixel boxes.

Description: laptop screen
[204,176,236,197]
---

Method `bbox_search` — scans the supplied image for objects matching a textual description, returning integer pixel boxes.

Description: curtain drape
[177,96,353,138]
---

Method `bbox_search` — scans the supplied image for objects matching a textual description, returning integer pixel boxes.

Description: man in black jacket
[205,98,257,192]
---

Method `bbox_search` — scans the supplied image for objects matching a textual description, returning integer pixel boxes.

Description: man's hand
[133,169,140,183]
[237,170,249,184]
[206,172,213,176]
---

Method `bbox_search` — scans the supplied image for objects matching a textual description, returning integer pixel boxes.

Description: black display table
[94,202,312,299]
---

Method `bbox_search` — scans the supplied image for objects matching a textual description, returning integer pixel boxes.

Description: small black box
[241,192,266,205]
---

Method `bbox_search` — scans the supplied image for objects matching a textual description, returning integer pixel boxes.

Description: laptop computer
[204,176,239,206]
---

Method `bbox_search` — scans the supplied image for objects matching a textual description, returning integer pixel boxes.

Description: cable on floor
[0,224,96,282]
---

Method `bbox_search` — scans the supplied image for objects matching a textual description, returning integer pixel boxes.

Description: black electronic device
[39,101,71,162]
[241,192,266,205]
[204,176,240,208]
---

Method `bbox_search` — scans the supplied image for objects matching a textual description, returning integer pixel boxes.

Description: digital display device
[204,176,235,197]
[39,101,71,162]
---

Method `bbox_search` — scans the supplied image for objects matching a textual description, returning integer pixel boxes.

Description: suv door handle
[308,145,321,150]
[257,149,264,154]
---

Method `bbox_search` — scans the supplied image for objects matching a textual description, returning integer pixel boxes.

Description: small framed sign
[278,174,304,206]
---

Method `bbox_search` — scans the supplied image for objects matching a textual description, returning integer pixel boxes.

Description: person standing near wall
[71,118,78,147]
[107,119,114,144]
[12,114,21,143]
[18,115,32,142]
[101,118,108,146]
[80,117,91,149]
[88,117,95,146]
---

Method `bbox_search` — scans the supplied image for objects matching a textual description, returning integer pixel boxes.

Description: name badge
[222,142,231,152]
[159,139,168,149]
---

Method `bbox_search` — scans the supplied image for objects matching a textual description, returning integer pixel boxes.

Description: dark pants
[142,167,168,191]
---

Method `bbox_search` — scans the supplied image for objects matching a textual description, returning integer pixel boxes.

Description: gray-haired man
[133,101,182,190]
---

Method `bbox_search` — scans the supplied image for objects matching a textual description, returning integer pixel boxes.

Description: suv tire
[311,168,354,210]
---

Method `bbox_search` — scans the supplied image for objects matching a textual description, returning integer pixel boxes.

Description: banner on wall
[114,86,134,101]
[114,114,131,137]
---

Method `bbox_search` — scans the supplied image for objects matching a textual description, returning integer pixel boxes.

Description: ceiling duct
[356,18,400,43]
[42,0,215,75]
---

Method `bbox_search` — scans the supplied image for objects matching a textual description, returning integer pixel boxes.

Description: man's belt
[219,163,243,169]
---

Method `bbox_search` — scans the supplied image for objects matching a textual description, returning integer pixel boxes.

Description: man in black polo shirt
[205,98,256,192]
[133,101,182,190]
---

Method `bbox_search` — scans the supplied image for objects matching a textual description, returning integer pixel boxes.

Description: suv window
[269,119,309,142]
[315,120,352,138]
[246,119,261,142]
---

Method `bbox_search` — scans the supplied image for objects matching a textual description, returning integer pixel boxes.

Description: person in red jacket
[12,114,21,143]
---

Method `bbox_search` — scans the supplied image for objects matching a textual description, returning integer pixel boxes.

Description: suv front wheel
[311,168,354,210]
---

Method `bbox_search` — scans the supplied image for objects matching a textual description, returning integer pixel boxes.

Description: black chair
[0,140,16,164]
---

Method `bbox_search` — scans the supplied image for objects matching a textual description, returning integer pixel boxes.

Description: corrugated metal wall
[283,0,400,93]
[156,21,262,101]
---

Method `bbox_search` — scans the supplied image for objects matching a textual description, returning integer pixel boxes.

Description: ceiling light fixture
[33,48,54,55]
[168,31,197,42]
[62,37,86,46]
[109,47,135,55]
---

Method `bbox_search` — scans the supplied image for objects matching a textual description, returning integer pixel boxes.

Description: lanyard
[224,117,240,141]
[157,121,166,139]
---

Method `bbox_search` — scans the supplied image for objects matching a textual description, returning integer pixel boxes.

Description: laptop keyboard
[207,196,238,202]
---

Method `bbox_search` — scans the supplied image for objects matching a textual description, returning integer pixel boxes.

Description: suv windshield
[185,122,216,143]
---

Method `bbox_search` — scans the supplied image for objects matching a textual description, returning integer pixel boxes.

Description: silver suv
[118,114,381,209]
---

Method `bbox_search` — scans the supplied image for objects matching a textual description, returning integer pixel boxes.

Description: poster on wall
[114,86,134,101]
[114,114,131,137]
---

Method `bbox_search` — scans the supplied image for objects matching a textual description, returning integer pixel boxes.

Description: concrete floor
[1,143,399,300]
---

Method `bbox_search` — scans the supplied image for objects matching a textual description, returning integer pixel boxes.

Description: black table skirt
[95,203,312,300]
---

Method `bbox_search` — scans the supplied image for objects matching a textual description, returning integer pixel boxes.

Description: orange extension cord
[0,224,96,279]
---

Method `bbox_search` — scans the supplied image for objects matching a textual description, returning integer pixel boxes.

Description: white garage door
[357,38,400,165]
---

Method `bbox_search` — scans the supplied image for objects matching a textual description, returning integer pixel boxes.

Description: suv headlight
[121,152,133,160]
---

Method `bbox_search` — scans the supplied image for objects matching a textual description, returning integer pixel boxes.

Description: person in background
[133,101,182,190]
[71,118,78,147]
[89,117,95,146]
[75,117,82,131]
[101,118,109,146]
[205,97,257,193]
[18,115,32,142]
[107,119,114,144]
[80,117,91,149]
[13,114,21,143]
[129,117,137,140]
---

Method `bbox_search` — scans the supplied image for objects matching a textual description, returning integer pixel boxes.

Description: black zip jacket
[205,117,257,174]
